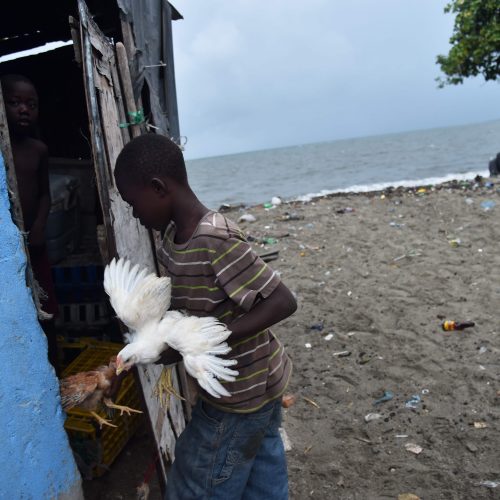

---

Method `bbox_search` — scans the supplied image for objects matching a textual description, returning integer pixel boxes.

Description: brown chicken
[59,356,142,428]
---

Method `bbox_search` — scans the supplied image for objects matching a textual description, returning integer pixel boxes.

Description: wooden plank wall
[77,0,185,486]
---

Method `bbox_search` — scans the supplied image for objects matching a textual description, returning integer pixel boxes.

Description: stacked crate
[63,341,143,477]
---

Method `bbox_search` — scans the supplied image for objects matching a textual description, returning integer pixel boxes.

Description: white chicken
[103,258,238,398]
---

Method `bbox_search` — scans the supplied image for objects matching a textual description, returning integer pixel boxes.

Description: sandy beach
[235,177,500,500]
[84,177,500,500]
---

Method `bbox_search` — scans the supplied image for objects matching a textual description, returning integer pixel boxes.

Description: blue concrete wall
[0,154,82,499]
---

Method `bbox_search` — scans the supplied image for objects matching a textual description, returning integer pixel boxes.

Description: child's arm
[29,143,50,246]
[227,282,296,341]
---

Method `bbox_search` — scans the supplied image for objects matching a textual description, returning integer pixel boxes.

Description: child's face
[117,179,172,232]
[4,81,39,136]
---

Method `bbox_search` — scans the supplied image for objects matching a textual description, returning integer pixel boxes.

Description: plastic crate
[56,301,111,328]
[52,264,105,304]
[62,341,143,477]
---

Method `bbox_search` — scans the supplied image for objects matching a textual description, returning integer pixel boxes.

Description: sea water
[186,120,500,209]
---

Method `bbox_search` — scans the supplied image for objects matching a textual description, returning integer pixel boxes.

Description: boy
[2,74,59,371]
[114,134,297,499]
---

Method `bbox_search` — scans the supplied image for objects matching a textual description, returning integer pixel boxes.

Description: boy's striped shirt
[157,211,292,413]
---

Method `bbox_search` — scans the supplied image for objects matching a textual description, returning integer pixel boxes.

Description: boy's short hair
[1,74,36,93]
[115,134,187,186]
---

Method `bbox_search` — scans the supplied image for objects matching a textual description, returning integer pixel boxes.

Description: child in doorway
[114,134,297,499]
[2,74,59,372]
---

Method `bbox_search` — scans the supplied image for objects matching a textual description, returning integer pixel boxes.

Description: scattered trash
[398,494,420,500]
[442,320,475,331]
[332,351,351,357]
[280,212,303,221]
[478,346,488,355]
[358,352,372,365]
[480,200,496,211]
[310,322,324,332]
[262,237,278,245]
[263,202,274,209]
[380,194,386,200]
[324,333,334,341]
[279,427,293,451]
[336,207,355,214]
[305,343,312,349]
[484,182,494,188]
[259,250,279,263]
[393,250,422,262]
[448,238,461,248]
[282,394,297,408]
[465,197,474,205]
[364,412,382,422]
[271,196,282,206]
[477,480,500,489]
[395,434,409,438]
[417,188,427,194]
[389,221,405,228]
[238,213,257,223]
[473,421,488,429]
[373,390,394,406]
[405,442,423,455]
[405,395,421,409]
[302,396,320,408]
[421,388,430,395]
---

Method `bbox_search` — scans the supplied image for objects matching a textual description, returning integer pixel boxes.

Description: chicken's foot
[103,398,143,416]
[90,411,117,429]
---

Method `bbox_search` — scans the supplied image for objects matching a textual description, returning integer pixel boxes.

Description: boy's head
[115,134,188,231]
[1,74,39,137]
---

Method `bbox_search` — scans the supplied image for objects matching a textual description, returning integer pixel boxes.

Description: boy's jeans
[165,397,288,500]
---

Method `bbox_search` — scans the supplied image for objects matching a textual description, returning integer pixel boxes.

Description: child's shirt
[157,211,292,413]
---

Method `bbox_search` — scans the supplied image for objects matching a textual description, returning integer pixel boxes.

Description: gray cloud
[172,0,499,159]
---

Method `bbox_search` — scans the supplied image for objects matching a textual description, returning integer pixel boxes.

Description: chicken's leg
[103,398,143,416]
[90,411,117,429]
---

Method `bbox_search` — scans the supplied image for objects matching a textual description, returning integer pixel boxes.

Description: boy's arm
[227,282,297,341]
[29,143,51,247]
[154,283,296,364]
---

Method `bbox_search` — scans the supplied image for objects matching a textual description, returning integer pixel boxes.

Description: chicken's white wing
[160,314,238,398]
[104,258,171,331]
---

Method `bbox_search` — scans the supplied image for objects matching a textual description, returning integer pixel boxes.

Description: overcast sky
[171,0,499,160]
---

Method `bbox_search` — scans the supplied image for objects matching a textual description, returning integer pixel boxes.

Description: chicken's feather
[104,258,171,331]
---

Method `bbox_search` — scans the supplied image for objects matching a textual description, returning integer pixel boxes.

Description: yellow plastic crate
[62,341,144,477]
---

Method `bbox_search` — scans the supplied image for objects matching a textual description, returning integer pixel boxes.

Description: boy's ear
[150,177,168,197]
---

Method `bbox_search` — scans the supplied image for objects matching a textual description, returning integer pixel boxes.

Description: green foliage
[436,0,500,86]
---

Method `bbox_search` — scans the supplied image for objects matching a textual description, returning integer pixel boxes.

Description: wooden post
[116,42,142,139]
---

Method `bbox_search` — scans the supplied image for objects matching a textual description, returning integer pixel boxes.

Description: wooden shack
[0,0,187,491]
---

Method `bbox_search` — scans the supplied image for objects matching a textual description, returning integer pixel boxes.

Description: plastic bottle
[442,320,475,331]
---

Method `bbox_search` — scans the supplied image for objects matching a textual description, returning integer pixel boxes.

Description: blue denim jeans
[165,398,288,500]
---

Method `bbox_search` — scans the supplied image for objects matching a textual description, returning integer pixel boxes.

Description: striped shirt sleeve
[211,237,281,311]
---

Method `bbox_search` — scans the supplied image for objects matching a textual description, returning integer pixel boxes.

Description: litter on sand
[405,443,423,455]
[373,390,394,405]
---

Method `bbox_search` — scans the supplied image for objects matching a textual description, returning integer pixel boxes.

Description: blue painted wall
[0,154,82,499]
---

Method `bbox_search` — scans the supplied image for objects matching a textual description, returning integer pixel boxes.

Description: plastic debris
[405,443,423,454]
[484,182,494,188]
[480,200,496,211]
[271,196,282,206]
[282,393,297,408]
[465,197,474,205]
[405,395,421,409]
[238,213,257,223]
[304,343,312,349]
[478,346,488,355]
[332,351,351,357]
[373,390,394,405]
[262,237,278,245]
[477,480,500,489]
[324,333,334,341]
[448,238,461,248]
[364,412,382,422]
[389,221,405,228]
[336,207,355,214]
[310,322,324,331]
[280,212,303,221]
[398,494,420,500]
[263,202,274,209]
[473,421,488,429]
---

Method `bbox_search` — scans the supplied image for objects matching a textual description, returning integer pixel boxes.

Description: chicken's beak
[116,355,125,375]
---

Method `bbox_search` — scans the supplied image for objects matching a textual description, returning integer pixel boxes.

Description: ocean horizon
[186,119,500,209]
